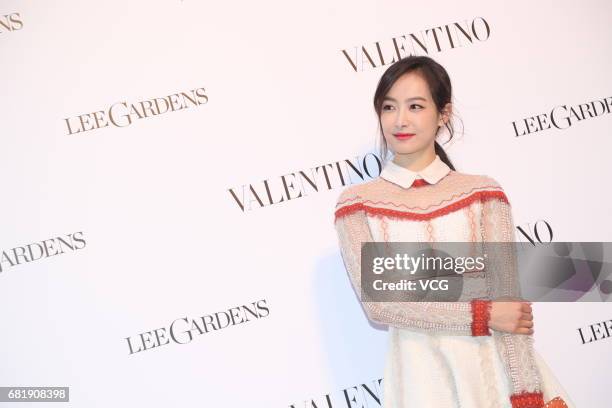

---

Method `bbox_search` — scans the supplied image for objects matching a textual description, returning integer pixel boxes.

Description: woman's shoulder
[446,170,505,192]
[446,170,511,207]
[334,178,384,207]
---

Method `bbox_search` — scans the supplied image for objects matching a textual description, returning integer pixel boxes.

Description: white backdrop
[1,0,611,407]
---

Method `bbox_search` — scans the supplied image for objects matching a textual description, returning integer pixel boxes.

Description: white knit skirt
[381,327,576,408]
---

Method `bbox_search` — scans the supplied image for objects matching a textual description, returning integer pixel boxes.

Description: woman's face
[380,71,450,158]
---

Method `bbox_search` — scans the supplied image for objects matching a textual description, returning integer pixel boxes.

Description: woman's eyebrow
[383,96,427,102]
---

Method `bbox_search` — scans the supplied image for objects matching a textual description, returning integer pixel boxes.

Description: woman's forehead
[387,72,430,98]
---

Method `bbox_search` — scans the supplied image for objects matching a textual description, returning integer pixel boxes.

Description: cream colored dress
[334,155,576,408]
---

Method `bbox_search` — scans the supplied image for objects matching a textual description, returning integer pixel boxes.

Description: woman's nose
[395,109,410,128]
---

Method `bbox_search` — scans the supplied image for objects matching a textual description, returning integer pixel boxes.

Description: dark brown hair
[373,55,462,170]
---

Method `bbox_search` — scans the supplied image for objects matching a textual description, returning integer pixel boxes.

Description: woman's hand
[489,298,534,335]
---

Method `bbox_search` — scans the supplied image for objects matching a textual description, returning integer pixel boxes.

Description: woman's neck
[392,149,436,172]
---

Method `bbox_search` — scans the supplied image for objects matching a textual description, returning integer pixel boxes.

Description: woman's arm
[481,180,546,408]
[334,188,491,337]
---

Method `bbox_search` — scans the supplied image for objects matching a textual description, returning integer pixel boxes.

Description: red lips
[394,133,415,140]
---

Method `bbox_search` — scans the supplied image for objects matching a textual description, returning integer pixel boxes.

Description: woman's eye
[382,104,423,111]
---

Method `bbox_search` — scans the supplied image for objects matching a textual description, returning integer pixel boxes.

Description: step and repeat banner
[1,1,611,407]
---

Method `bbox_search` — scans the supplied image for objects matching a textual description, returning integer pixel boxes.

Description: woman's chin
[391,147,422,155]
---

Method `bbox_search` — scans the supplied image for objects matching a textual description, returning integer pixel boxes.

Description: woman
[333,56,574,408]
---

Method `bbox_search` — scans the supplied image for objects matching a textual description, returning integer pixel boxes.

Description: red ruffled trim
[510,391,545,408]
[470,299,492,336]
[544,396,568,408]
[334,190,508,222]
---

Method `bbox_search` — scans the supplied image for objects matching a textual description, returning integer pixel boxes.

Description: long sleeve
[334,189,490,336]
[481,185,545,408]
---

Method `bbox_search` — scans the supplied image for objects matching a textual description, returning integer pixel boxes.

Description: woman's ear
[438,102,452,126]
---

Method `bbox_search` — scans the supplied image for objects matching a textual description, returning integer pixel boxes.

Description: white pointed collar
[380,155,451,189]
